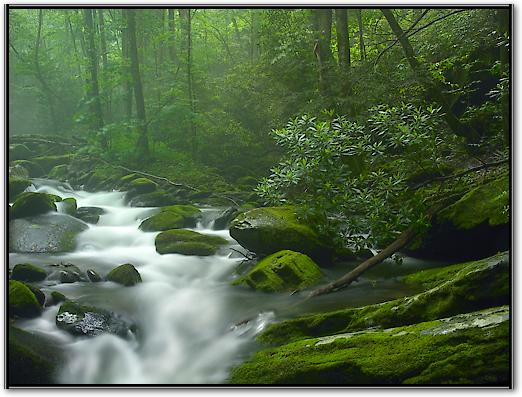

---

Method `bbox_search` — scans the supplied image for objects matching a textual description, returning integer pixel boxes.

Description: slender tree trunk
[168,9,177,64]
[83,8,106,148]
[357,10,366,61]
[335,9,350,70]
[381,9,479,142]
[312,9,334,98]
[121,10,133,120]
[97,9,111,122]
[65,12,82,77]
[124,9,150,158]
[186,9,197,156]
[34,10,59,131]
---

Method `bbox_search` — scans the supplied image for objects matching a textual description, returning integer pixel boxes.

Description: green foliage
[256,104,457,250]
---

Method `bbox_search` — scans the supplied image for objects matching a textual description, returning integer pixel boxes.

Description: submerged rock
[87,269,102,282]
[60,197,77,216]
[407,175,509,261]
[11,263,48,282]
[47,263,86,284]
[139,205,202,232]
[229,306,510,385]
[9,213,88,253]
[56,300,134,338]
[229,207,336,263]
[75,206,105,224]
[10,192,59,219]
[9,280,42,318]
[259,251,509,345]
[232,250,323,293]
[155,229,227,256]
[9,325,63,385]
[106,263,142,286]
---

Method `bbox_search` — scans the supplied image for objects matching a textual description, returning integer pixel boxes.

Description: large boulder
[139,205,202,232]
[10,160,46,178]
[128,177,158,194]
[9,176,32,202]
[128,190,180,207]
[106,264,142,286]
[9,213,88,253]
[230,207,335,263]
[75,206,105,224]
[9,325,63,385]
[9,163,30,179]
[155,229,227,256]
[259,251,509,345]
[9,280,42,318]
[232,250,323,293]
[32,154,73,174]
[229,306,509,385]
[10,143,34,161]
[11,263,47,282]
[56,300,134,338]
[59,197,77,216]
[10,192,59,219]
[407,175,509,261]
[47,263,87,284]
[48,164,69,180]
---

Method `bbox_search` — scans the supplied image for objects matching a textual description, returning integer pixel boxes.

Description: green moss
[233,250,324,292]
[155,229,227,255]
[9,325,62,385]
[61,197,77,216]
[11,263,47,282]
[10,160,46,178]
[139,205,202,232]
[120,173,142,185]
[259,252,509,345]
[9,176,31,202]
[229,207,338,263]
[9,280,42,318]
[129,177,158,194]
[106,263,142,286]
[32,154,73,174]
[10,192,59,219]
[48,164,69,180]
[439,175,509,229]
[229,306,509,385]
[51,291,67,304]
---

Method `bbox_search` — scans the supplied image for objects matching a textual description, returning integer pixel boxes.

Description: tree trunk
[83,8,106,148]
[168,9,177,64]
[34,10,59,131]
[124,9,150,158]
[250,10,260,62]
[335,9,350,70]
[357,10,366,61]
[381,9,479,143]
[97,9,111,122]
[121,10,133,120]
[312,9,334,98]
[65,12,82,76]
[184,9,197,156]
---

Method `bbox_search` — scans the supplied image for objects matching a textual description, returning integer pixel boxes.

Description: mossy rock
[8,325,63,385]
[32,154,73,174]
[11,263,47,282]
[139,205,202,232]
[60,197,77,216]
[75,206,105,224]
[84,165,125,191]
[56,300,134,337]
[129,190,180,207]
[10,192,59,219]
[407,175,509,261]
[233,250,324,293]
[9,163,30,179]
[259,252,509,346]
[120,173,142,185]
[9,176,32,202]
[229,306,510,385]
[106,263,142,286]
[9,280,42,318]
[48,164,69,180]
[50,291,67,305]
[24,283,46,306]
[230,207,337,263]
[155,229,227,255]
[129,177,158,194]
[10,143,35,161]
[10,160,46,178]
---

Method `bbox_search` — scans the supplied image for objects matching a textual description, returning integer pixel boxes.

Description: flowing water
[9,179,444,384]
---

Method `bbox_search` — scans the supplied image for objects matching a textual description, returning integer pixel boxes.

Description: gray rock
[87,269,102,282]
[9,213,88,253]
[75,206,105,224]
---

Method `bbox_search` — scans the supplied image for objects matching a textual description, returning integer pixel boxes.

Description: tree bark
[381,9,479,143]
[83,9,106,147]
[357,10,366,61]
[312,9,334,98]
[35,10,59,131]
[168,9,177,64]
[124,9,150,158]
[309,227,417,298]
[335,9,350,70]
[121,10,133,120]
[97,9,111,122]
[184,9,197,156]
